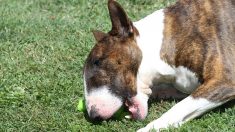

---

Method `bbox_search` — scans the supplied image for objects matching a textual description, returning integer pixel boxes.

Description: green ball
[77,99,86,112]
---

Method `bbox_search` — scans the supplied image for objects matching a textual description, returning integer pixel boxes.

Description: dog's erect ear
[92,30,108,42]
[108,0,134,37]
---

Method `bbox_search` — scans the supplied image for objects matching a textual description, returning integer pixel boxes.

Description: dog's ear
[108,0,134,37]
[92,30,108,42]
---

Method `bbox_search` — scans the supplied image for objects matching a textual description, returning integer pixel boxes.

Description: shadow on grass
[214,99,235,112]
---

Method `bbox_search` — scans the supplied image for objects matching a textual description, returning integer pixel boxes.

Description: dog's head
[83,0,147,121]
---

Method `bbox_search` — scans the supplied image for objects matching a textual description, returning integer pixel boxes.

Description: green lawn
[0,0,234,131]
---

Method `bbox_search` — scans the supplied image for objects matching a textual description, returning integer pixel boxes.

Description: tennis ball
[77,98,86,112]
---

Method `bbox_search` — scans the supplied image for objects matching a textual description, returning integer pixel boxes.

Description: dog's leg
[137,81,235,132]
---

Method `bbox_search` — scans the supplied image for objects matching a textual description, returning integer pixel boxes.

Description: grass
[0,0,234,131]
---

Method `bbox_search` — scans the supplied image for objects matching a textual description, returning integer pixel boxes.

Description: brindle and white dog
[83,0,235,131]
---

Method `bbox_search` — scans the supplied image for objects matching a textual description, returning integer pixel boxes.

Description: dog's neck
[134,9,175,88]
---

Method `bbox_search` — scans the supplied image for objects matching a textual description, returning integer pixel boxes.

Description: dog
[83,0,235,131]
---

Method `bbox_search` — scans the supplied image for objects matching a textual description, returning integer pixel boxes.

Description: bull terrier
[83,0,235,131]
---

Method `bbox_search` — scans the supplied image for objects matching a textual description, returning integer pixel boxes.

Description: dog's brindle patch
[161,0,235,101]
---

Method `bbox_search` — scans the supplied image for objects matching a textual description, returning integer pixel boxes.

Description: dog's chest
[149,65,199,94]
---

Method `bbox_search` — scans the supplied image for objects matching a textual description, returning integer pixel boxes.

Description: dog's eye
[94,60,100,66]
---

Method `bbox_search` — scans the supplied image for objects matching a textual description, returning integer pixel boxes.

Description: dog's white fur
[134,9,175,89]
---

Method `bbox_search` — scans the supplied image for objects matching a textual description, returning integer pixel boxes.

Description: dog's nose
[89,105,102,121]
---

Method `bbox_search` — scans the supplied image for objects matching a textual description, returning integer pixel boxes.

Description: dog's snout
[85,87,123,120]
[89,105,102,121]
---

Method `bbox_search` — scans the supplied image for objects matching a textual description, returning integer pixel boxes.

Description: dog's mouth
[124,101,141,120]
[124,94,148,120]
